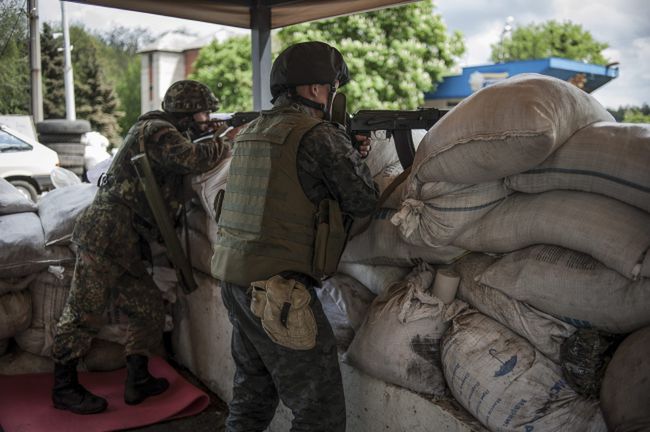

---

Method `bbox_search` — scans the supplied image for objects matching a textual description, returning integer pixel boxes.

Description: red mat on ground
[0,356,210,432]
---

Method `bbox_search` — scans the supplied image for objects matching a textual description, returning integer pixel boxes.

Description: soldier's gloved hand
[355,134,371,158]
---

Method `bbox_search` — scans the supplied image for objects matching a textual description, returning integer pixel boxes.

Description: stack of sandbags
[345,264,466,397]
[393,73,615,249]
[9,265,129,372]
[37,183,97,246]
[0,180,75,279]
[442,310,607,431]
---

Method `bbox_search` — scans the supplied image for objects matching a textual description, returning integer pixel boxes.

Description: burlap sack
[454,190,650,279]
[506,122,650,213]
[442,311,607,432]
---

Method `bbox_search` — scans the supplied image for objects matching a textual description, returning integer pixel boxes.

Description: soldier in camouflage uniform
[211,42,379,431]
[51,80,229,414]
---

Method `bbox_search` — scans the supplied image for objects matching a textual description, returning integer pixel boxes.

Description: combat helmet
[270,41,349,119]
[162,80,219,114]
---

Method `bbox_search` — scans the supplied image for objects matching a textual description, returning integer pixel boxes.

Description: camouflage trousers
[52,250,165,364]
[220,277,346,432]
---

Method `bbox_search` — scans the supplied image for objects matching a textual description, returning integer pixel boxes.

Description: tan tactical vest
[211,106,323,286]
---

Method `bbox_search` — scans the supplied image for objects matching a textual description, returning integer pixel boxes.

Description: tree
[41,23,66,118]
[276,1,465,111]
[0,0,30,114]
[189,35,253,112]
[491,20,609,65]
[608,104,650,123]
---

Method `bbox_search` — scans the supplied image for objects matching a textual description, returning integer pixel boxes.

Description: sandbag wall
[0,179,177,373]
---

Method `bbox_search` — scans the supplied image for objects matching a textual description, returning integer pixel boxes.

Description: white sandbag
[29,266,73,329]
[172,271,236,401]
[506,122,650,213]
[0,349,54,375]
[0,212,74,277]
[454,190,650,279]
[365,131,400,178]
[454,253,576,363]
[0,177,37,214]
[393,180,510,247]
[191,156,232,225]
[412,74,613,184]
[0,291,32,339]
[151,265,178,304]
[316,287,355,350]
[185,203,217,244]
[343,207,467,266]
[338,263,410,297]
[319,273,376,331]
[442,311,607,432]
[480,245,650,333]
[600,327,650,432]
[345,264,466,396]
[38,183,97,245]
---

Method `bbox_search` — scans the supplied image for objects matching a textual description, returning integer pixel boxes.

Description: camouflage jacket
[272,95,379,218]
[73,110,227,270]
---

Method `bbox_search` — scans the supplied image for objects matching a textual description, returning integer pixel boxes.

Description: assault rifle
[202,100,447,168]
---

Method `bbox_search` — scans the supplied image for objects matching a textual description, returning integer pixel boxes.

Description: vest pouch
[249,275,317,350]
[313,199,347,277]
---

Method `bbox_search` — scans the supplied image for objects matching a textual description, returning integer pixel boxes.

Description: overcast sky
[41,0,650,109]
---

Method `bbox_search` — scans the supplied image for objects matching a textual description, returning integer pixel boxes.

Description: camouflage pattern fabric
[221,278,345,432]
[53,110,227,364]
[281,94,379,218]
[52,250,164,363]
[162,80,219,114]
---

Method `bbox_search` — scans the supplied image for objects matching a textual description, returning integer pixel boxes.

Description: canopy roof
[67,0,418,29]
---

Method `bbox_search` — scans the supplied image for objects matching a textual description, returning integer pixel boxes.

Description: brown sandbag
[600,327,650,432]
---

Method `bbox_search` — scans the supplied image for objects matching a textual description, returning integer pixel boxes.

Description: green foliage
[41,23,66,118]
[276,1,465,111]
[41,24,123,144]
[189,35,253,112]
[608,104,650,122]
[491,20,609,65]
[0,0,30,114]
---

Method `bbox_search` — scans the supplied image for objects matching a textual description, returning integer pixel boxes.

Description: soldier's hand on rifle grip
[354,134,371,158]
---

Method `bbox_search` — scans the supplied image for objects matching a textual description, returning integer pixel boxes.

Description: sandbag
[338,263,410,297]
[600,327,650,432]
[0,349,54,375]
[38,183,97,245]
[442,311,607,432]
[14,323,127,357]
[345,264,466,396]
[0,212,74,278]
[454,253,576,363]
[412,73,613,184]
[480,245,650,333]
[0,274,37,296]
[180,225,214,276]
[191,156,232,229]
[318,273,376,331]
[185,203,217,244]
[343,207,467,265]
[29,266,73,329]
[454,190,650,279]
[506,122,650,213]
[0,177,37,214]
[0,291,32,339]
[394,180,510,247]
[316,287,355,350]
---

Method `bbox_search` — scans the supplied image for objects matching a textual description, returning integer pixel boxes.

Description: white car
[0,124,59,201]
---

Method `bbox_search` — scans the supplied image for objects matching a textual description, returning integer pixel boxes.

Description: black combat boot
[52,360,108,414]
[124,354,170,405]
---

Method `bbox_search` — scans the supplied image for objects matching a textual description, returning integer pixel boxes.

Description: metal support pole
[28,0,43,122]
[250,1,272,110]
[61,1,76,120]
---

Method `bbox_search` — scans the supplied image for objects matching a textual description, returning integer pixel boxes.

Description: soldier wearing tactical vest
[51,80,229,414]
[211,41,379,431]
